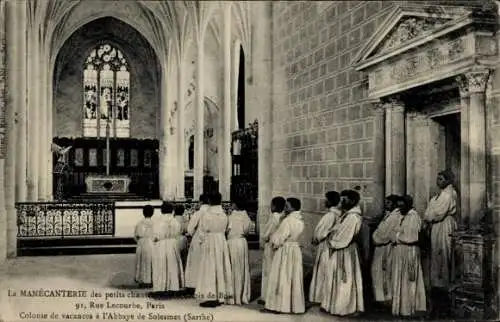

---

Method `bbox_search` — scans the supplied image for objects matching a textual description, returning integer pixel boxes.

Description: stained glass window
[83,44,130,138]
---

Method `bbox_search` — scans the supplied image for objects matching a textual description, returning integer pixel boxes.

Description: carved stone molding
[456,74,470,98]
[375,16,449,56]
[464,69,491,94]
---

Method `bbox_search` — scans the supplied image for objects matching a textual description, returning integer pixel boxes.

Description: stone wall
[271,1,394,257]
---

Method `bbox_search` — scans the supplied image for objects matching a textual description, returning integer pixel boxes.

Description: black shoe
[257,299,265,305]
[260,308,281,314]
[319,307,329,314]
[200,301,219,308]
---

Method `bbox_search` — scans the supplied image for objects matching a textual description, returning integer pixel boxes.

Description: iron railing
[16,201,115,238]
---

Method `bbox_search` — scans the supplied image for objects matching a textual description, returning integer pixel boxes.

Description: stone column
[38,46,49,200]
[456,74,471,227]
[219,7,232,201]
[0,0,7,263]
[14,0,27,202]
[465,69,490,229]
[194,40,205,198]
[5,0,23,257]
[26,27,39,201]
[255,1,273,232]
[176,59,186,199]
[387,98,406,195]
[45,58,53,200]
[372,101,386,215]
[159,62,169,200]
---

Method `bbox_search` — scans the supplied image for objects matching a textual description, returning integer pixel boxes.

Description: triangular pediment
[353,4,472,70]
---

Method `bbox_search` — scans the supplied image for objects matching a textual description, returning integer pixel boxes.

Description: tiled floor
[0,251,423,322]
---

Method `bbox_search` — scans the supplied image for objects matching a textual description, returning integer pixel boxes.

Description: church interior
[2,0,500,321]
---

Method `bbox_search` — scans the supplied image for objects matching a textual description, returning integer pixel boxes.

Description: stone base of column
[450,230,496,319]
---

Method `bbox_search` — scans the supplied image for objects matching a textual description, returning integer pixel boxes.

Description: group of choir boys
[133,169,457,318]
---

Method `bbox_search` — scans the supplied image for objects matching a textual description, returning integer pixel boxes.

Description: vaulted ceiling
[27,0,252,69]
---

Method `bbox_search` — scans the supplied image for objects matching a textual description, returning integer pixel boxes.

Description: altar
[85,174,131,193]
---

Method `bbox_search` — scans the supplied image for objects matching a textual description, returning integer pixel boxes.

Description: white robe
[185,204,209,288]
[392,209,427,316]
[152,214,184,292]
[226,210,252,305]
[195,205,234,303]
[321,206,364,316]
[423,184,457,289]
[134,218,154,284]
[265,211,305,314]
[309,207,340,303]
[371,209,403,302]
[260,211,283,300]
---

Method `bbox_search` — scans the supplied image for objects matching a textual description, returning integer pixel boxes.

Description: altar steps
[17,236,260,256]
[68,192,148,202]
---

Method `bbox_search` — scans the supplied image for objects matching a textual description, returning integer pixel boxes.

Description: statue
[52,143,72,201]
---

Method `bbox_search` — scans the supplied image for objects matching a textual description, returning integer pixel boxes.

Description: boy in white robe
[195,192,234,307]
[152,202,184,292]
[321,190,364,316]
[309,191,341,304]
[263,197,305,314]
[226,200,252,305]
[258,196,286,305]
[391,195,426,317]
[185,194,210,290]
[371,194,401,307]
[134,205,155,288]
[423,170,457,318]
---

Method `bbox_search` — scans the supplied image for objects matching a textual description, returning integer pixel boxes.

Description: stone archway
[354,4,498,318]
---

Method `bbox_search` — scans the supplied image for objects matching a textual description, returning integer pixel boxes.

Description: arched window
[83,43,130,138]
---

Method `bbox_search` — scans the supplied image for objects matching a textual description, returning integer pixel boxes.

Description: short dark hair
[271,196,286,212]
[325,191,340,207]
[174,204,185,216]
[233,200,246,210]
[143,205,154,218]
[385,194,400,205]
[438,170,455,183]
[341,190,360,209]
[199,194,210,204]
[160,201,174,214]
[399,195,414,209]
[286,197,301,211]
[210,192,222,205]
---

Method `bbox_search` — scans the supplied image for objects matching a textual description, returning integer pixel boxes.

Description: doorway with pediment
[354,3,498,319]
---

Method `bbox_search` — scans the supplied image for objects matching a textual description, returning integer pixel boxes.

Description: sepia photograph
[0,0,499,321]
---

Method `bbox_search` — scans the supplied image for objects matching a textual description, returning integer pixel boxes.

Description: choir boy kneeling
[263,197,305,314]
[226,200,253,305]
[134,205,155,288]
[152,202,185,293]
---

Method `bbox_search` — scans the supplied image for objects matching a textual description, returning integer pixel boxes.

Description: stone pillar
[465,69,490,229]
[5,0,24,257]
[176,59,186,199]
[38,47,49,200]
[14,1,27,202]
[219,7,232,201]
[159,62,169,200]
[255,1,273,233]
[456,74,471,227]
[0,0,7,263]
[386,98,406,195]
[26,27,39,201]
[372,102,386,216]
[45,59,53,200]
[194,40,205,198]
